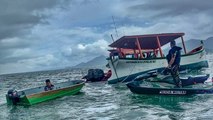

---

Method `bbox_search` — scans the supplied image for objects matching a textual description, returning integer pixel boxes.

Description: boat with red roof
[107,33,209,84]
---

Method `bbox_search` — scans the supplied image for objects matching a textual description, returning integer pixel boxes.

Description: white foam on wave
[180,95,213,119]
[84,103,118,113]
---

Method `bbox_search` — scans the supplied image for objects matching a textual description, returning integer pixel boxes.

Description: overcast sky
[0,0,213,74]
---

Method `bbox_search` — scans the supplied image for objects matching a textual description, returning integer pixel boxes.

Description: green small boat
[6,80,85,105]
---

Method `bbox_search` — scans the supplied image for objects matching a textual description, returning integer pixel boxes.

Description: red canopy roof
[109,33,185,49]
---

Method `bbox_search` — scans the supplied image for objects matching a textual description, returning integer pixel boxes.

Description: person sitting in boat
[165,40,182,87]
[44,79,54,91]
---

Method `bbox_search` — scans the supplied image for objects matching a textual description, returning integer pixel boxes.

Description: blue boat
[126,72,213,95]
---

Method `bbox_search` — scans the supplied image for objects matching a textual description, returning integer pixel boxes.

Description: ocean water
[0,55,213,120]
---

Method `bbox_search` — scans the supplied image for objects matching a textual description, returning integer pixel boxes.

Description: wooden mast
[136,37,143,58]
[156,36,163,57]
[181,36,187,54]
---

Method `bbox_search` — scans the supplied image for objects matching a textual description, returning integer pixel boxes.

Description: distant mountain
[177,37,213,53]
[205,37,213,50]
[180,39,202,52]
[73,55,107,68]
[205,48,213,53]
[162,37,213,54]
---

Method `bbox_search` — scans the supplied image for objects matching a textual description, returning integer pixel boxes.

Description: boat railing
[110,52,159,60]
[109,45,204,60]
[109,51,164,60]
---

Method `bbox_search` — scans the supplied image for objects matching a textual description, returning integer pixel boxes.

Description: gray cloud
[0,0,60,40]
[1,0,213,74]
[127,0,213,19]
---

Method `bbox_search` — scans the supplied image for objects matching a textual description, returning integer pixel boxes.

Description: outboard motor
[7,89,20,105]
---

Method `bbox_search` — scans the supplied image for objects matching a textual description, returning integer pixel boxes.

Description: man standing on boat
[165,40,182,88]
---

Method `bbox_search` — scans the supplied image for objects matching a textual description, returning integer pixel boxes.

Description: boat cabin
[108,33,203,59]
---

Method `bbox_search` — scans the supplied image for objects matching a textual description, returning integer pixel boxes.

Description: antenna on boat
[112,16,119,38]
[111,34,115,42]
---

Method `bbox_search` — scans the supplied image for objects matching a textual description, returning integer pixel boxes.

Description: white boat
[107,33,209,84]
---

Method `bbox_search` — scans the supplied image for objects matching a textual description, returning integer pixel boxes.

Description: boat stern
[6,89,27,105]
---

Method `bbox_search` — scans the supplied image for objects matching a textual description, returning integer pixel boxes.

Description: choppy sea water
[0,55,213,120]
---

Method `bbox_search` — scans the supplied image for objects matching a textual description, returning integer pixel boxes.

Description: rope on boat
[110,58,119,80]
[121,56,141,83]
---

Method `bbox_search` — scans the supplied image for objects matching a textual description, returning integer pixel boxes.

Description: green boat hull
[6,80,85,105]
[126,74,213,95]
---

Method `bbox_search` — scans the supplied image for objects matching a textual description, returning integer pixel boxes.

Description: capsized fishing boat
[126,72,213,95]
[107,33,209,84]
[6,80,85,105]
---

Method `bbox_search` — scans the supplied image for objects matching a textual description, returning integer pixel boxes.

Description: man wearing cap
[166,40,182,88]
[44,79,54,91]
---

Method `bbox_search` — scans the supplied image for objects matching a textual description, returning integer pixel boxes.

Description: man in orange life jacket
[165,40,182,88]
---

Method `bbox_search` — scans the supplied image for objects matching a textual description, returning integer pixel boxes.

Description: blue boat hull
[126,75,213,95]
